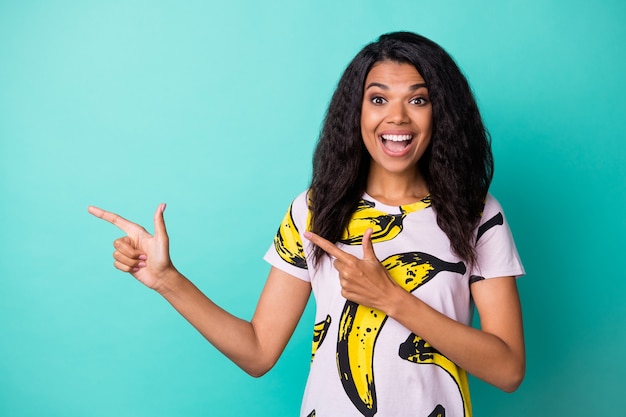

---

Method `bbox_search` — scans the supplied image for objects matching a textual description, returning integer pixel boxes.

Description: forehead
[365,61,426,85]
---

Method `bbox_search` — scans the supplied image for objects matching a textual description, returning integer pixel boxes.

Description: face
[360,61,433,179]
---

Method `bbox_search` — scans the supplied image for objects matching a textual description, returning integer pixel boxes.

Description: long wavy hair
[310,31,493,266]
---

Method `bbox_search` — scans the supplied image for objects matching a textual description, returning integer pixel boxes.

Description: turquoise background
[1,0,624,416]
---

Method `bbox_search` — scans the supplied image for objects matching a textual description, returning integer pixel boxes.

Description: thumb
[361,228,378,261]
[153,203,168,240]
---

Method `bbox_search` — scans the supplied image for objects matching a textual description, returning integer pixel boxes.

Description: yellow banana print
[399,334,471,417]
[311,315,331,363]
[273,203,308,269]
[337,252,466,417]
[337,301,378,415]
[340,197,431,246]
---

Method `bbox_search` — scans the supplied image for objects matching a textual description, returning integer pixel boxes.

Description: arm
[305,228,525,392]
[385,275,524,392]
[157,266,311,377]
[88,205,311,377]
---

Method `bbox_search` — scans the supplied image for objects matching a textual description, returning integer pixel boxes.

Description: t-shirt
[264,190,524,417]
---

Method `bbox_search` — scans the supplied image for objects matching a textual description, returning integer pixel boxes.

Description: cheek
[359,122,377,157]
[360,109,379,136]
[416,110,433,135]
[423,121,433,137]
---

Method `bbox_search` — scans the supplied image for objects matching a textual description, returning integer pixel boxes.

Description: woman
[89,32,524,417]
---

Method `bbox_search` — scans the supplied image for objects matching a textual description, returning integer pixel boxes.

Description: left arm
[304,229,525,392]
[385,274,524,392]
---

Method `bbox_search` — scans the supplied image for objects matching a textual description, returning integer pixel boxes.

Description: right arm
[88,204,311,377]
[156,266,311,377]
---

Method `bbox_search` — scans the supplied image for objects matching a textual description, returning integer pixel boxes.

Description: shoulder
[476,193,507,231]
[473,193,525,278]
[482,193,505,218]
[288,190,312,217]
[278,190,312,232]
[293,189,311,207]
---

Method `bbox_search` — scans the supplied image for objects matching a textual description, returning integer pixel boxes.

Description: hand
[88,204,175,290]
[304,228,399,311]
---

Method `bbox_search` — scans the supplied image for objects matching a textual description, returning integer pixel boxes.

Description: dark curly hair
[309,31,493,266]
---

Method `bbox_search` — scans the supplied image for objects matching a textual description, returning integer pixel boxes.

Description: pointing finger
[304,231,353,262]
[87,206,139,235]
[361,228,379,261]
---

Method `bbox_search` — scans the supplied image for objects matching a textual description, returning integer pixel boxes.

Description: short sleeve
[263,191,312,282]
[470,194,525,281]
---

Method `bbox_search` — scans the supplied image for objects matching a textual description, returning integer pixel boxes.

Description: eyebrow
[365,82,428,91]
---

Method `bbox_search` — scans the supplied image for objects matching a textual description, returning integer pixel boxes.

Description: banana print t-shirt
[264,190,524,417]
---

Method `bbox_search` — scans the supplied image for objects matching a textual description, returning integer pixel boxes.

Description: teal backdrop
[1,1,625,416]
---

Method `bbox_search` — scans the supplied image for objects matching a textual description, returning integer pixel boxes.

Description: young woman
[89,32,524,417]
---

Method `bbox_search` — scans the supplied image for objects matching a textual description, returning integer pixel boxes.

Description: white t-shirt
[264,191,524,417]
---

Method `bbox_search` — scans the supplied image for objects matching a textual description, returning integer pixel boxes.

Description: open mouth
[381,134,413,152]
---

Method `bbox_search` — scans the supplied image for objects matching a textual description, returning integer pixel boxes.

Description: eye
[370,96,386,105]
[410,97,429,106]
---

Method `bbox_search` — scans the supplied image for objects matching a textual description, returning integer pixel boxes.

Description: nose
[387,101,409,124]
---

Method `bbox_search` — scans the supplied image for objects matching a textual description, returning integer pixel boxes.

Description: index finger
[304,231,354,262]
[87,206,138,235]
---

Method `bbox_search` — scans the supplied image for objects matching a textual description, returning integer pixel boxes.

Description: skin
[88,61,524,391]
[360,61,432,204]
[87,204,311,377]
[304,229,525,392]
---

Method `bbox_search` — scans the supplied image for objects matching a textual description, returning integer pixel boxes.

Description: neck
[365,166,429,206]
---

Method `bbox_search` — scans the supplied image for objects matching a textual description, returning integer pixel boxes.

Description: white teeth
[381,134,412,142]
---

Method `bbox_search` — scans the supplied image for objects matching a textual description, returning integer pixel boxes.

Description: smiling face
[360,61,433,183]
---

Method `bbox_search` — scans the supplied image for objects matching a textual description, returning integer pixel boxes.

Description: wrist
[384,284,420,319]
[153,266,184,296]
